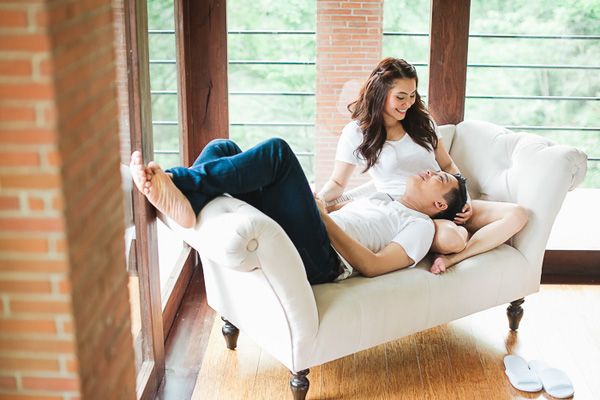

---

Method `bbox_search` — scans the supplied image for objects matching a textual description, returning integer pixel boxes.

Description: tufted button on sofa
[160,120,588,399]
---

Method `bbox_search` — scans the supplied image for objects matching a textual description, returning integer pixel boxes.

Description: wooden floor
[157,268,600,399]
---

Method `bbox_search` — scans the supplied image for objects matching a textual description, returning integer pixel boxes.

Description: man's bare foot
[430,254,450,274]
[129,151,196,228]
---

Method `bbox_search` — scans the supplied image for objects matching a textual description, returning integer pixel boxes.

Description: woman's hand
[313,193,328,216]
[453,200,472,225]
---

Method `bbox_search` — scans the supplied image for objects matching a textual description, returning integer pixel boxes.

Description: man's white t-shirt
[335,120,441,197]
[329,192,435,279]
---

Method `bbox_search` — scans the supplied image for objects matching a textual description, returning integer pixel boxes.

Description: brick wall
[0,1,136,399]
[315,0,384,189]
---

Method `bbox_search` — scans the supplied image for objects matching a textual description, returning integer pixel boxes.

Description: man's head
[404,170,468,220]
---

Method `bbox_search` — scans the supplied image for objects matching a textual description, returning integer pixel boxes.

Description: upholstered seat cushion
[307,244,530,368]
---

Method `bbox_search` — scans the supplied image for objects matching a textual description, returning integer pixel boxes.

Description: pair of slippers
[504,355,574,398]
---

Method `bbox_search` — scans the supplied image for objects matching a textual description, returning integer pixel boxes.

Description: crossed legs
[430,200,528,274]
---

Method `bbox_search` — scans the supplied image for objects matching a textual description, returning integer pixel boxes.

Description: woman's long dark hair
[348,57,438,171]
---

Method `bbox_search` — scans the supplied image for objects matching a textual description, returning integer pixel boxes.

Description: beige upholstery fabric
[160,120,587,373]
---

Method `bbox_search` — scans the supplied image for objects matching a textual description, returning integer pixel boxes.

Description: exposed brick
[0,9,28,28]
[0,195,19,210]
[0,278,52,293]
[0,59,33,76]
[0,105,36,123]
[0,173,60,190]
[0,375,17,390]
[22,376,80,392]
[0,82,54,100]
[0,356,60,372]
[0,318,56,334]
[0,259,68,273]
[0,337,75,353]
[28,196,46,210]
[0,150,40,166]
[0,33,50,52]
[10,299,71,315]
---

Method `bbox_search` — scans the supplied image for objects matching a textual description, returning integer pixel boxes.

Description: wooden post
[428,0,471,125]
[175,0,229,166]
[125,0,165,397]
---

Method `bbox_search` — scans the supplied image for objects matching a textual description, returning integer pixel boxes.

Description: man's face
[407,170,459,212]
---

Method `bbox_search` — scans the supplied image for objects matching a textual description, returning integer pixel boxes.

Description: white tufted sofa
[161,120,587,399]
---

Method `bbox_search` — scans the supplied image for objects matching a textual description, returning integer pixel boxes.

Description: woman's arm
[434,139,461,175]
[317,160,356,202]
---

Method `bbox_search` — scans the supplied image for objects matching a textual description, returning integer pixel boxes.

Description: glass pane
[382,0,431,96]
[147,0,185,304]
[228,0,316,181]
[466,0,600,188]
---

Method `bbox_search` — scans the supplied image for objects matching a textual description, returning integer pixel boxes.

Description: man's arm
[314,197,414,277]
[322,213,413,277]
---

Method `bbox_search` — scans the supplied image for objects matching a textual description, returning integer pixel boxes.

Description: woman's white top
[335,120,441,197]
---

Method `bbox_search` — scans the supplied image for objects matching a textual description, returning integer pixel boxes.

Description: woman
[318,58,528,274]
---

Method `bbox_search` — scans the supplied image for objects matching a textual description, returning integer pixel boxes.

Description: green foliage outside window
[146,0,599,187]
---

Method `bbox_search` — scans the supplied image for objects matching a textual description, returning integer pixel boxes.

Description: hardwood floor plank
[385,335,425,399]
[413,326,456,399]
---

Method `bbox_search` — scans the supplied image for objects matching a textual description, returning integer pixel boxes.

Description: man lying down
[129,137,467,284]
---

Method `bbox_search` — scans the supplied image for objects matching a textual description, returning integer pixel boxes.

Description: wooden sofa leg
[290,369,309,400]
[507,298,525,331]
[221,317,239,350]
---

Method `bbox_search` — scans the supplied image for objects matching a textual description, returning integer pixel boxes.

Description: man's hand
[454,200,473,225]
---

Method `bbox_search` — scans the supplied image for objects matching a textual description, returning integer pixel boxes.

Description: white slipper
[504,355,543,392]
[528,360,574,399]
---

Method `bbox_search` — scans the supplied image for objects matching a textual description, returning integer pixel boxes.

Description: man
[130,138,467,284]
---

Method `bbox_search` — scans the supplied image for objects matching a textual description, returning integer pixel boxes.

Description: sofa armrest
[160,196,320,345]
[450,120,588,269]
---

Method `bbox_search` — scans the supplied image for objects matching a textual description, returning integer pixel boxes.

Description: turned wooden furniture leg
[507,298,525,331]
[290,369,309,400]
[221,317,239,350]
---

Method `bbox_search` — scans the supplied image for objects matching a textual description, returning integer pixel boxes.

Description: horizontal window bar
[230,122,314,127]
[155,150,179,154]
[148,29,175,34]
[150,29,600,40]
[228,30,315,35]
[229,60,315,65]
[153,121,178,126]
[230,91,315,96]
[588,157,600,162]
[151,90,599,101]
[505,125,600,131]
[384,31,600,40]
[468,63,600,70]
[467,95,600,101]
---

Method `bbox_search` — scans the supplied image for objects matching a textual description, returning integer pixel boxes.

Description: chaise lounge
[159,120,587,399]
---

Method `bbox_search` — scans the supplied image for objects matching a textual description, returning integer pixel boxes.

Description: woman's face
[383,78,417,124]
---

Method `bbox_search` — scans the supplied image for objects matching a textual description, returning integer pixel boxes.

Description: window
[466,1,600,251]
[382,0,431,99]
[466,1,600,188]
[227,0,317,181]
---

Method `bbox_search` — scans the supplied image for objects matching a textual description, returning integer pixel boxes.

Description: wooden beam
[428,0,471,125]
[175,0,229,166]
[541,250,600,284]
[124,0,165,397]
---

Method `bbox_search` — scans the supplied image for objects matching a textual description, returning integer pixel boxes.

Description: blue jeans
[166,138,341,284]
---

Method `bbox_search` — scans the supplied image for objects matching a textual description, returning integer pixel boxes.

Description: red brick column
[0,1,136,399]
[315,0,383,189]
